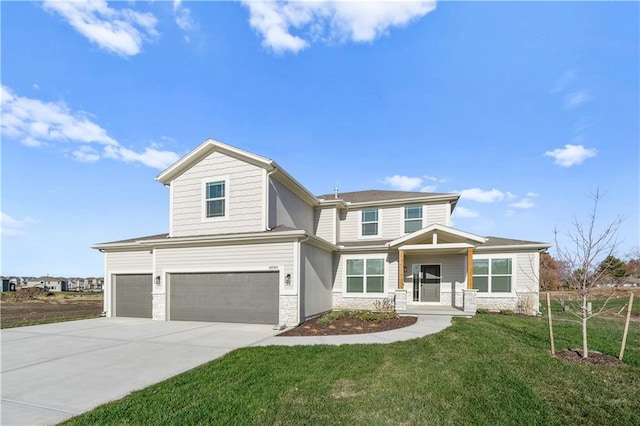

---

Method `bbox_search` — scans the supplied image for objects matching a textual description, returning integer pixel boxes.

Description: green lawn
[64,313,639,425]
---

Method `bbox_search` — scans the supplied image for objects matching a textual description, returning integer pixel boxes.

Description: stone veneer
[463,289,478,314]
[152,293,166,321]
[279,294,298,326]
[476,292,539,315]
[332,293,394,311]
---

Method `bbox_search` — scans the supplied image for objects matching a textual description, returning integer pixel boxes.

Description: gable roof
[477,236,551,250]
[317,190,460,208]
[388,224,487,247]
[155,138,318,206]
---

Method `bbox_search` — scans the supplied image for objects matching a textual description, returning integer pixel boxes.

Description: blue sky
[1,1,638,277]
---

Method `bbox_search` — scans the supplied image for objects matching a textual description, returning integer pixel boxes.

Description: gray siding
[269,179,314,233]
[338,209,358,241]
[426,203,449,226]
[171,151,264,237]
[313,208,335,243]
[300,243,333,319]
[106,251,153,271]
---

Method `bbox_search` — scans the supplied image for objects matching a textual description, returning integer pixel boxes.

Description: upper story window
[361,209,379,236]
[404,205,423,233]
[473,258,512,293]
[205,180,226,218]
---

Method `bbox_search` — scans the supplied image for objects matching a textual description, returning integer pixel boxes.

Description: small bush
[477,308,490,314]
[318,310,349,325]
[318,309,399,325]
[373,298,395,313]
[500,309,514,315]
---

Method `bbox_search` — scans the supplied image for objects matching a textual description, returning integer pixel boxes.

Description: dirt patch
[555,350,626,366]
[1,290,104,327]
[279,313,417,337]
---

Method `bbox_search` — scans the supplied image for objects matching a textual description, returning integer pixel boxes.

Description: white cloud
[1,85,179,170]
[544,144,597,167]
[564,90,590,109]
[423,175,449,183]
[241,0,436,53]
[459,188,505,203]
[453,206,479,218]
[43,0,159,57]
[173,0,196,32]
[421,185,437,192]
[509,198,535,209]
[1,211,34,237]
[382,175,423,191]
[526,192,538,198]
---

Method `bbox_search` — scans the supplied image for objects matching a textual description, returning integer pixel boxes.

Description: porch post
[467,247,474,289]
[398,249,405,290]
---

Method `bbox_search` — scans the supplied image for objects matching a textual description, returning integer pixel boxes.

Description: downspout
[296,235,311,326]
[265,167,278,231]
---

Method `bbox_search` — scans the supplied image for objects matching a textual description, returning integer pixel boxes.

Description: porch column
[467,247,474,289]
[398,249,405,290]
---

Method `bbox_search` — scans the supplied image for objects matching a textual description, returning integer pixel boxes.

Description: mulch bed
[555,350,626,366]
[278,314,417,336]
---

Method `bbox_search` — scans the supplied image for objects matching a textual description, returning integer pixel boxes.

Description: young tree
[553,189,623,359]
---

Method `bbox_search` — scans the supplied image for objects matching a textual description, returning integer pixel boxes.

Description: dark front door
[420,265,441,302]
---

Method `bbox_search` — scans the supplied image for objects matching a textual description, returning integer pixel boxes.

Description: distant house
[26,277,68,292]
[1,278,16,292]
[93,139,550,326]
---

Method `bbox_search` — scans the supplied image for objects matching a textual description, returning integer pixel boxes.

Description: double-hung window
[404,205,423,233]
[205,180,226,218]
[473,258,512,293]
[361,209,379,236]
[346,258,384,294]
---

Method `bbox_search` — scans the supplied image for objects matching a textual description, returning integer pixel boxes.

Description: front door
[420,265,441,302]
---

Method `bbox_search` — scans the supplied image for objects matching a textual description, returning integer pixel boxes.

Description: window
[346,258,384,293]
[205,181,226,218]
[404,205,423,233]
[361,209,378,236]
[473,258,512,293]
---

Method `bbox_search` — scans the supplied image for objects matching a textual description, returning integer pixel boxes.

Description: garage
[114,274,152,318]
[169,272,279,324]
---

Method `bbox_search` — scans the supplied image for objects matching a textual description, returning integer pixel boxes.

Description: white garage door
[114,274,152,318]
[169,272,279,324]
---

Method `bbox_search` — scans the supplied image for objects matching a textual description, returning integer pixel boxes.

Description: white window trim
[403,205,424,234]
[472,253,517,296]
[358,208,381,239]
[342,253,387,297]
[201,176,230,222]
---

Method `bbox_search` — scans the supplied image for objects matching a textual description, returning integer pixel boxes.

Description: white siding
[426,203,449,226]
[313,208,335,243]
[106,251,153,272]
[269,179,314,233]
[338,209,358,241]
[155,243,294,273]
[300,243,333,318]
[380,207,402,239]
[171,151,264,237]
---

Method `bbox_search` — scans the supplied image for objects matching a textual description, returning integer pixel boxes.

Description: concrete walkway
[1,315,453,425]
[254,315,454,346]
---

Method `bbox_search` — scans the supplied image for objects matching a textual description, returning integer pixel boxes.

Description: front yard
[64,308,639,425]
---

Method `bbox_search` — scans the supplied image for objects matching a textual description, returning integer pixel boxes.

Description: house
[93,139,550,326]
[25,277,68,292]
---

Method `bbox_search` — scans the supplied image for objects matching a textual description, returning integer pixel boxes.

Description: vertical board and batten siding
[171,151,264,237]
[269,179,314,233]
[426,203,449,226]
[155,243,294,272]
[300,243,333,319]
[106,251,153,271]
[313,208,335,243]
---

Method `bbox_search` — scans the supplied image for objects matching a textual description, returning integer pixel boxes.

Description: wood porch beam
[399,249,405,290]
[467,247,474,289]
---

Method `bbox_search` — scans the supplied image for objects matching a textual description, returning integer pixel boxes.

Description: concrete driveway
[1,318,278,425]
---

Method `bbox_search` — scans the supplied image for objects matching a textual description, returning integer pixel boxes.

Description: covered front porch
[387,224,486,315]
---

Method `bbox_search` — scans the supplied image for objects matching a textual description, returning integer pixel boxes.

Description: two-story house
[93,139,550,326]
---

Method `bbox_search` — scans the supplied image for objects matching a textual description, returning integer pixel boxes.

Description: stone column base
[463,289,478,314]
[395,289,408,311]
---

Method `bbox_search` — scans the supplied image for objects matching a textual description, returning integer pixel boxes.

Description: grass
[64,313,639,425]
[1,314,102,329]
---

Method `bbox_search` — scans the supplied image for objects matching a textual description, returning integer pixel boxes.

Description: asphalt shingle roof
[480,236,548,247]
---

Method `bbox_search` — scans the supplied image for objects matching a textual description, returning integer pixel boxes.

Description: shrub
[318,309,398,325]
[500,309,514,315]
[477,308,490,314]
[318,310,349,325]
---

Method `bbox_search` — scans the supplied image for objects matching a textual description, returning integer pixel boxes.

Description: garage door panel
[115,274,152,318]
[170,272,278,324]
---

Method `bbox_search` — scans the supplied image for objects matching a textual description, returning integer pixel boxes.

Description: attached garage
[168,272,279,324]
[114,274,152,318]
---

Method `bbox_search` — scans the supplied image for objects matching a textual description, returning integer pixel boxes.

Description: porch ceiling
[398,242,472,255]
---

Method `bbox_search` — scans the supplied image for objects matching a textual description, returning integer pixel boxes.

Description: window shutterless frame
[361,208,379,236]
[404,205,423,233]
